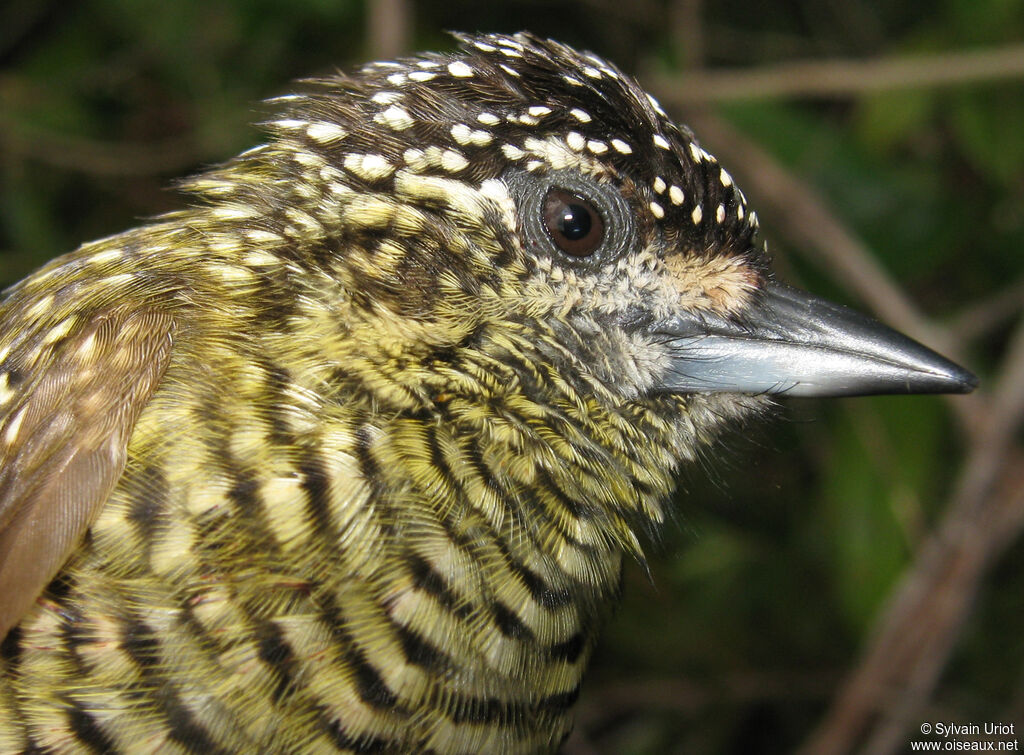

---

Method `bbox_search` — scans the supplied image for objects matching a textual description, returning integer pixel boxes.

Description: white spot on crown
[646,92,668,116]
[343,153,395,182]
[440,149,469,172]
[403,148,427,171]
[371,91,402,105]
[448,61,475,78]
[272,119,308,131]
[501,144,526,160]
[306,122,346,143]
[524,136,582,171]
[376,105,414,131]
[451,124,493,147]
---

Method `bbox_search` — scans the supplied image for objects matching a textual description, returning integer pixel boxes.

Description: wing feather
[0,308,174,638]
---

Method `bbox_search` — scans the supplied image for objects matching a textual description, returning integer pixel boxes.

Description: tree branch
[647,44,1024,103]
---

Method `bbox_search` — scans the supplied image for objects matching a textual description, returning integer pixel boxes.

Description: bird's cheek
[662,253,761,318]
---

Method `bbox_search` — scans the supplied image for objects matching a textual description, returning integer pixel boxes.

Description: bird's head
[0,32,980,642]
[181,31,975,464]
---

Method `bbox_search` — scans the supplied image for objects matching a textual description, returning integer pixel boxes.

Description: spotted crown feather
[183,32,761,267]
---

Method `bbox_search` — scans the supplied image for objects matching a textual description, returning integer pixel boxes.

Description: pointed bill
[656,281,977,397]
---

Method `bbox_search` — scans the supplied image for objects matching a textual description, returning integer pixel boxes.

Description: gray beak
[656,281,977,397]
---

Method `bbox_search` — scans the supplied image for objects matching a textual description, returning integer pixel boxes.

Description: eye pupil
[543,188,605,258]
[557,203,592,240]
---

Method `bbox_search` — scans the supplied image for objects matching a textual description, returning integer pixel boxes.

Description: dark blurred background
[1,1,1021,753]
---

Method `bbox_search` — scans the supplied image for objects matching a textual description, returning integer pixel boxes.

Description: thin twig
[647,44,1024,102]
[949,277,1024,343]
[366,0,412,60]
[670,0,705,70]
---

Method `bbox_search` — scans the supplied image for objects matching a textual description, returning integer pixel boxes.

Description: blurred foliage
[1,1,1021,753]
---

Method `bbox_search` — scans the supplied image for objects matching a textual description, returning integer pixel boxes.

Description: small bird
[0,32,975,754]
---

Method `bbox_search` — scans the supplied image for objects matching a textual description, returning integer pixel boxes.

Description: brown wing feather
[0,308,174,638]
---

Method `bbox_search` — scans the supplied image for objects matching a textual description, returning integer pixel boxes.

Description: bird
[0,32,975,754]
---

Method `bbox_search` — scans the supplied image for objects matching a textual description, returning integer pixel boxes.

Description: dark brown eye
[542,188,605,257]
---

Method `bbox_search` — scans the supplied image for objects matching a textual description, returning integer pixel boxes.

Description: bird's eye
[542,189,604,257]
[506,168,634,265]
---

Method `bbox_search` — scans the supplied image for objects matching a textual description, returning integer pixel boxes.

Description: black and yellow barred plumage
[0,33,974,753]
